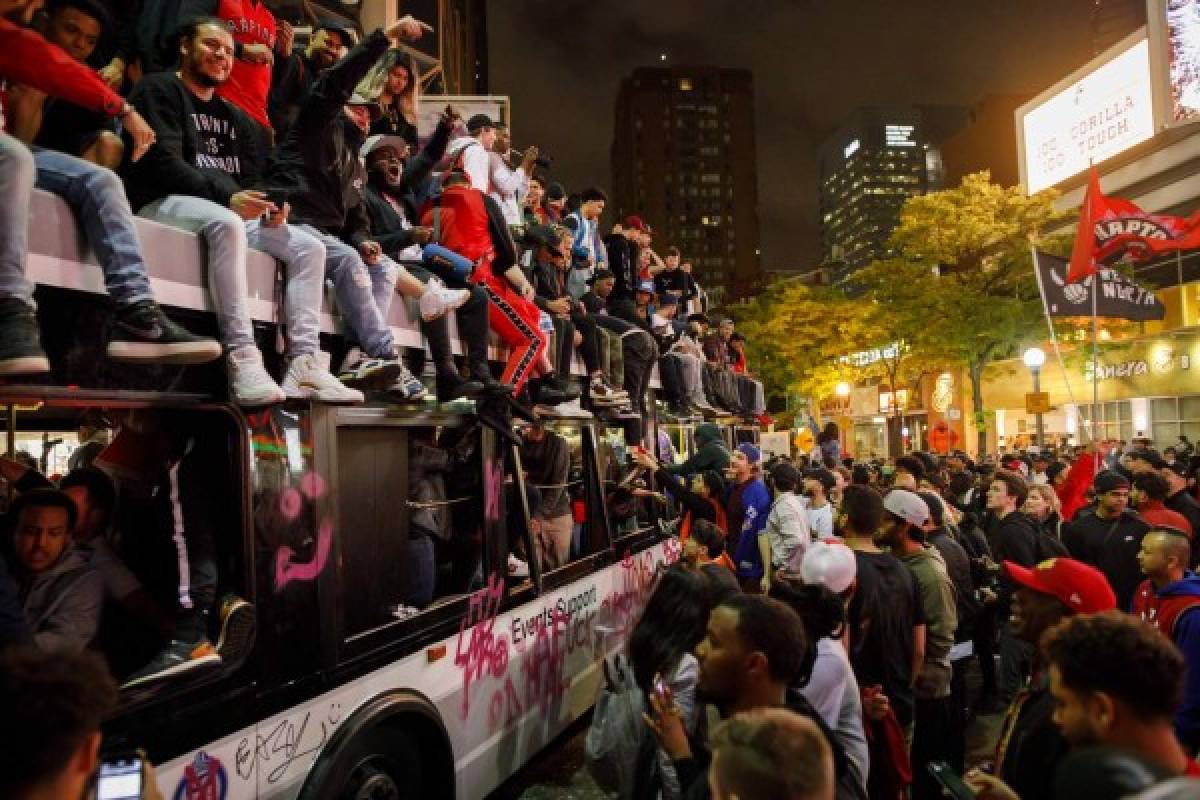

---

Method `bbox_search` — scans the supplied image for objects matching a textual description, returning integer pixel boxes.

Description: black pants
[911,695,956,800]
[657,354,688,406]
[570,312,601,375]
[594,315,656,414]
[407,264,490,377]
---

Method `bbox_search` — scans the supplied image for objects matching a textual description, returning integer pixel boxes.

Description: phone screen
[927,762,975,800]
[97,758,143,800]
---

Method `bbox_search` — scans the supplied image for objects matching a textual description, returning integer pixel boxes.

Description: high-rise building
[817,107,941,277]
[939,93,1032,188]
[611,67,761,303]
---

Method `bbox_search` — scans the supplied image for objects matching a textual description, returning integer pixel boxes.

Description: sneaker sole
[121,652,222,690]
[284,382,365,405]
[106,340,223,364]
[0,355,51,375]
[338,362,403,391]
[233,388,287,407]
[216,600,256,666]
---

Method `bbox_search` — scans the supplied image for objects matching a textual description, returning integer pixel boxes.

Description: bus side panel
[156,727,259,800]
[157,539,679,800]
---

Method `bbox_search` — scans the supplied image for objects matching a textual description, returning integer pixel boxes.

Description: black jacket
[262,30,392,240]
[603,233,638,301]
[1063,508,1152,610]
[928,528,979,641]
[362,119,453,260]
[122,72,269,212]
[990,511,1040,614]
[998,672,1067,800]
[267,51,320,137]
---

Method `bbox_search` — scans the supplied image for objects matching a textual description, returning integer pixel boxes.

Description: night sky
[488,0,1104,272]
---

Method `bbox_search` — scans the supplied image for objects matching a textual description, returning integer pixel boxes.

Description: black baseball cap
[315,21,355,49]
[524,225,562,257]
[587,268,614,285]
[1128,449,1166,469]
[467,114,498,133]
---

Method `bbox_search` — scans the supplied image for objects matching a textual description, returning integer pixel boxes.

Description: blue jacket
[731,479,771,579]
[1134,572,1200,749]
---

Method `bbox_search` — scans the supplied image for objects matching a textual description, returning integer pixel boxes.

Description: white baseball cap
[801,541,858,594]
[883,488,930,528]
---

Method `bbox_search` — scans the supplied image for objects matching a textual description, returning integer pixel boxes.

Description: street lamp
[834,381,851,398]
[1023,346,1046,448]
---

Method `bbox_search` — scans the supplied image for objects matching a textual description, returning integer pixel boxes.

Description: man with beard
[124,17,361,405]
[262,15,471,402]
[360,115,493,403]
[643,594,846,800]
[487,122,536,229]
[965,558,1116,800]
[970,610,1196,800]
[1063,470,1153,610]
[268,21,353,136]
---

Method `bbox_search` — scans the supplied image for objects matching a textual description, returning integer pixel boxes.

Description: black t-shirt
[34,98,115,156]
[189,93,243,179]
[848,550,924,727]
[655,269,688,297]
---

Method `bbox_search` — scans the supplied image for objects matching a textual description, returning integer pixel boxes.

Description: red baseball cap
[624,215,651,233]
[1003,558,1116,614]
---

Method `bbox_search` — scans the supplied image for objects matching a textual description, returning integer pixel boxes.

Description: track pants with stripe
[475,271,546,394]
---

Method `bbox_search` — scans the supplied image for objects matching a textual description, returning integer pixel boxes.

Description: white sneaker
[541,397,593,419]
[283,354,365,404]
[508,554,530,578]
[386,365,428,402]
[227,346,286,407]
[419,278,471,322]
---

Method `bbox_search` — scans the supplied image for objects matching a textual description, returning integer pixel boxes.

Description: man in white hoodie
[445,113,497,192]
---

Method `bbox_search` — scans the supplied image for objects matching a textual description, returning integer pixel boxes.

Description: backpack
[585,654,648,797]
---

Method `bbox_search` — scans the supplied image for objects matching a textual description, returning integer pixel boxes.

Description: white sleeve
[463,146,490,192]
[490,159,527,195]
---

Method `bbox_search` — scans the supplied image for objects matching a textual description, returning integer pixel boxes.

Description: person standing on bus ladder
[122,17,365,407]
[260,15,471,403]
[727,443,772,594]
[521,422,572,570]
[423,170,567,404]
[0,0,223,376]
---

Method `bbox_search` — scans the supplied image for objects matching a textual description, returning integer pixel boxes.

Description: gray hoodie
[20,546,103,652]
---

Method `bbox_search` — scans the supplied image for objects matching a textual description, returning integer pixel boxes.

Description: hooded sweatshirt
[1132,572,1200,749]
[18,546,103,652]
[991,510,1042,614]
[900,545,957,699]
[664,423,730,477]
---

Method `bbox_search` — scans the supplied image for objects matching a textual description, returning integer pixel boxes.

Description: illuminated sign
[1166,0,1200,122]
[885,124,916,147]
[844,138,861,158]
[1020,37,1155,193]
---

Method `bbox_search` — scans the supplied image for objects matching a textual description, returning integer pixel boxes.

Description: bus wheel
[335,728,421,800]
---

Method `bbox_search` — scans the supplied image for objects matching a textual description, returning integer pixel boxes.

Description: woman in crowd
[360,49,420,151]
[1024,483,1064,543]
[627,565,711,800]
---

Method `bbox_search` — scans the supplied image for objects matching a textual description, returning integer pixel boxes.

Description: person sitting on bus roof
[578,268,657,428]
[261,16,467,404]
[0,0,222,377]
[8,488,103,652]
[360,113,492,404]
[122,18,364,407]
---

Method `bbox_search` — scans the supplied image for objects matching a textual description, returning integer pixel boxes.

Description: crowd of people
[584,437,1200,799]
[0,0,767,441]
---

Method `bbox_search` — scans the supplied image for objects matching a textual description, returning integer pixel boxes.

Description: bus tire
[300,694,454,800]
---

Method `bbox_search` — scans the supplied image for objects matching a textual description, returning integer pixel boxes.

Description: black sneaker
[121,638,221,690]
[215,594,255,669]
[0,297,50,375]
[436,369,484,403]
[338,352,403,391]
[106,301,222,364]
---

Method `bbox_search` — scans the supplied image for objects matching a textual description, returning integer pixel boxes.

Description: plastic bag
[585,654,647,798]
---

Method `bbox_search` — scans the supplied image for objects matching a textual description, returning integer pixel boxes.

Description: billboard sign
[1018,34,1156,193]
[1164,0,1200,122]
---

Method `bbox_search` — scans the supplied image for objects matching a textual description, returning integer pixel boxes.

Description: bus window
[595,422,658,543]
[333,420,485,638]
[1,400,252,694]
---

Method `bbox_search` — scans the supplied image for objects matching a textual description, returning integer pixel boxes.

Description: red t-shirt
[214,0,275,129]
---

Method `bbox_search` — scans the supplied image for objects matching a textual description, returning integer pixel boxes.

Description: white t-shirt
[807,501,834,539]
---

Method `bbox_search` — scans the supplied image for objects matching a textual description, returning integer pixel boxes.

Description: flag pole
[1031,246,1086,441]
[1091,267,1100,461]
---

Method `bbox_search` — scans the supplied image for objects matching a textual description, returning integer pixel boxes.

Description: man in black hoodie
[986,468,1040,707]
[1063,470,1152,611]
[360,118,490,403]
[260,15,469,402]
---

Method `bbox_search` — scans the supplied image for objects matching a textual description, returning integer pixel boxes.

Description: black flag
[1035,251,1165,321]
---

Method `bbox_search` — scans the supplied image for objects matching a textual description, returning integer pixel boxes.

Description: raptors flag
[1067,168,1200,283]
[1037,251,1165,321]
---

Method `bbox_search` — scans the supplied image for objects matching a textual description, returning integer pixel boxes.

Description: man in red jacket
[0,0,220,374]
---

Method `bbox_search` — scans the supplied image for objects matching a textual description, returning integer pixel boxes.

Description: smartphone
[653,674,669,698]
[927,762,976,800]
[96,753,144,800]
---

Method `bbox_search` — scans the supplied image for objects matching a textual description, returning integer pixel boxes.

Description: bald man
[1133,530,1200,752]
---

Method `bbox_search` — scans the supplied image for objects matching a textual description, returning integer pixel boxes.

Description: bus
[7,187,719,799]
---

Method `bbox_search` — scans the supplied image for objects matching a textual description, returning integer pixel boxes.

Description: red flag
[1066,167,1200,284]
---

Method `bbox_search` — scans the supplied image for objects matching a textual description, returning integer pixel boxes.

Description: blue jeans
[139,195,327,356]
[0,134,35,307]
[33,148,154,308]
[297,226,399,359]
